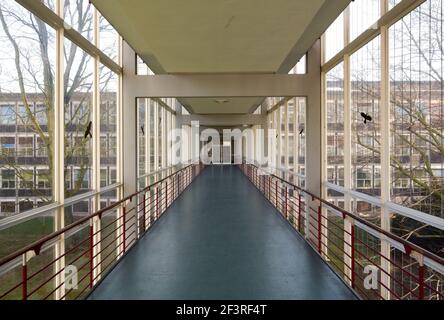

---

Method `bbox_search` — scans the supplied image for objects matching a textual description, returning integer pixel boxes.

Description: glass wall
[322,0,444,299]
[324,13,344,62]
[0,0,122,299]
[137,98,180,189]
[64,40,94,198]
[350,36,381,199]
[0,0,56,215]
[389,0,443,219]
[64,0,94,42]
[265,97,306,187]
[349,0,380,41]
[326,63,345,188]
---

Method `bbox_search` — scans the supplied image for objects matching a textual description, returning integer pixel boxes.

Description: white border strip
[325,182,444,231]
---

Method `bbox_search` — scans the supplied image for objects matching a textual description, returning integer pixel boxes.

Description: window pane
[43,0,55,12]
[389,0,402,10]
[0,0,55,216]
[149,99,156,172]
[324,13,344,62]
[99,15,118,62]
[326,63,345,190]
[350,0,380,41]
[100,65,118,187]
[297,97,306,187]
[158,104,163,169]
[136,55,155,75]
[64,39,93,198]
[288,54,306,74]
[351,36,381,202]
[138,99,146,177]
[64,0,94,42]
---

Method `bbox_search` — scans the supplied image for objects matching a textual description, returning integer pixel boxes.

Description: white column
[379,0,391,300]
[293,98,299,184]
[54,0,65,300]
[91,7,101,283]
[284,101,289,171]
[276,106,281,169]
[154,102,159,170]
[342,4,354,284]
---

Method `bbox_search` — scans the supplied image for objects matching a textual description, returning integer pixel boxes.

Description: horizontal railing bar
[0,183,123,231]
[325,182,444,231]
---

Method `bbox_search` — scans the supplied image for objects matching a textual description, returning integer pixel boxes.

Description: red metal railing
[240,163,444,300]
[0,164,205,300]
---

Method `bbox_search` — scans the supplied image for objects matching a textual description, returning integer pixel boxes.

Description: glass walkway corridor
[0,0,443,301]
[88,166,355,300]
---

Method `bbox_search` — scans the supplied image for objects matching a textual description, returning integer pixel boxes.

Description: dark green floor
[88,166,356,300]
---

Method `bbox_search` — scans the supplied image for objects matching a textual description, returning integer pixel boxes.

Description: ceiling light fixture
[214,99,229,104]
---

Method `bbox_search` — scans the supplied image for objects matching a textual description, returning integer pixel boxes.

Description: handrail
[248,163,444,266]
[0,164,194,269]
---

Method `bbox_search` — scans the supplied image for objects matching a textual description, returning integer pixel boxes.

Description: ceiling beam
[181,114,266,126]
[127,73,313,98]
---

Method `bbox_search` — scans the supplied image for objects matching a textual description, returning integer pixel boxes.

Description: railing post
[156,187,159,219]
[21,254,27,300]
[166,180,168,210]
[298,193,302,233]
[418,265,425,300]
[143,194,146,233]
[285,186,288,219]
[275,180,278,208]
[89,221,94,288]
[176,173,180,199]
[268,176,271,200]
[351,222,355,289]
[122,207,127,253]
[317,204,322,254]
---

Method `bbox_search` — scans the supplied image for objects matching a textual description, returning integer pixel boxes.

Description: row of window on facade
[0,167,117,190]
[0,135,117,158]
[0,100,117,127]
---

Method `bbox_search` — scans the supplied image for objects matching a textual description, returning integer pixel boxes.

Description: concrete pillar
[305,39,322,197]
[122,41,137,197]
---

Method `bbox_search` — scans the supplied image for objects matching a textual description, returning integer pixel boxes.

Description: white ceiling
[93,0,350,74]
[92,0,350,113]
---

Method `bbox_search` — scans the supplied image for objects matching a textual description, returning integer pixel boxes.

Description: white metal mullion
[284,101,289,172]
[343,5,353,286]
[91,8,102,283]
[161,107,166,169]
[276,107,281,169]
[144,99,150,230]
[380,0,391,300]
[115,34,124,259]
[172,113,176,166]
[154,101,159,171]
[167,110,172,167]
[165,107,168,168]
[293,98,298,186]
[54,0,65,300]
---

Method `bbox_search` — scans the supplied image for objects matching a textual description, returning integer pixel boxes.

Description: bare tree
[0,0,115,224]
